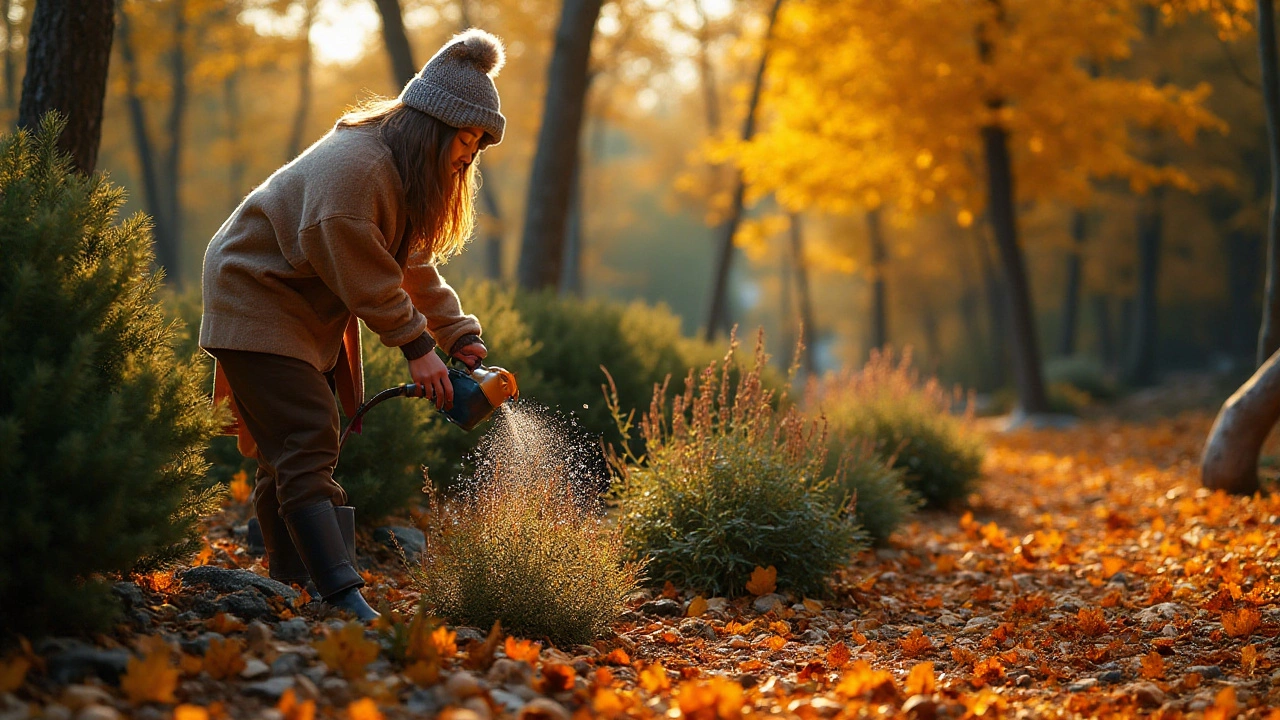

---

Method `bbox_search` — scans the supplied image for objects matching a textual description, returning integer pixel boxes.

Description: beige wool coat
[199,122,481,456]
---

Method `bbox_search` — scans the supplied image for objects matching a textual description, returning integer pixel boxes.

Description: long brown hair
[338,98,477,261]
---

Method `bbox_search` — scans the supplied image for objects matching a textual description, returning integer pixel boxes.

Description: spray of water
[456,399,611,513]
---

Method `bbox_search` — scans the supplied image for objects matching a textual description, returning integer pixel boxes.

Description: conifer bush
[614,338,865,597]
[813,350,984,508]
[0,117,222,633]
[414,405,640,644]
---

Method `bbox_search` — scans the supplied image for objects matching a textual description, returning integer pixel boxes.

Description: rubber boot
[335,506,359,569]
[254,512,312,589]
[284,501,379,621]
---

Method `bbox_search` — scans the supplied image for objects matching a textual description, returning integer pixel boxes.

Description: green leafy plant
[822,442,917,546]
[613,336,865,597]
[414,405,641,644]
[0,116,222,633]
[814,350,984,508]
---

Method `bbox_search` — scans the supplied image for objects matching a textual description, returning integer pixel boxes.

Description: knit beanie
[399,29,506,149]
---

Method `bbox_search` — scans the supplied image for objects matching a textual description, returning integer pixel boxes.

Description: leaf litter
[6,412,1280,718]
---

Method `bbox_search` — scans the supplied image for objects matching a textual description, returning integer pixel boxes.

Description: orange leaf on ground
[229,469,251,505]
[203,637,246,680]
[676,677,745,719]
[1242,645,1259,675]
[601,648,630,665]
[464,620,502,671]
[899,628,933,657]
[120,636,179,705]
[745,566,777,596]
[1205,686,1238,720]
[429,626,457,658]
[662,580,678,599]
[347,698,383,720]
[686,596,708,617]
[205,612,246,634]
[639,662,670,693]
[505,636,542,664]
[1077,608,1108,636]
[825,641,852,669]
[835,661,898,702]
[971,657,1005,688]
[404,660,440,686]
[174,706,209,720]
[1222,607,1261,637]
[279,688,316,720]
[763,636,787,651]
[1140,651,1166,679]
[905,662,936,696]
[314,622,380,679]
[0,656,30,693]
[539,663,576,693]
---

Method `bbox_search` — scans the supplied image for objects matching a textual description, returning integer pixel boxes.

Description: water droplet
[582,404,588,409]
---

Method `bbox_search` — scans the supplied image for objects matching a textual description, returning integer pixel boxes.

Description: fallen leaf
[174,706,209,720]
[504,636,542,664]
[205,612,246,634]
[676,677,745,719]
[538,663,576,693]
[826,641,851,669]
[686,596,708,617]
[120,636,179,705]
[639,661,670,693]
[279,688,316,720]
[404,660,440,686]
[347,698,383,720]
[899,628,933,657]
[315,621,381,679]
[745,566,777,596]
[1140,651,1166,680]
[1204,686,1238,720]
[229,469,252,505]
[602,648,631,665]
[834,660,898,702]
[1242,644,1259,675]
[429,625,457,658]
[662,581,679,599]
[0,656,30,693]
[1222,607,1261,638]
[905,662,936,696]
[203,637,246,680]
[971,657,1005,688]
[463,620,502,670]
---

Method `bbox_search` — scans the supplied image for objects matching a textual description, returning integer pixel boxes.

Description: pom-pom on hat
[399,28,507,148]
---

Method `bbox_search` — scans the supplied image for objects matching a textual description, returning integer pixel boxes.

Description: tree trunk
[117,7,167,261]
[285,0,315,160]
[17,0,116,174]
[224,70,244,209]
[561,157,584,296]
[1257,0,1280,366]
[372,0,417,86]
[516,0,604,290]
[978,0,1048,414]
[1126,188,1163,387]
[694,0,721,136]
[780,235,794,365]
[789,212,816,376]
[1228,229,1263,364]
[3,0,16,109]
[704,0,784,339]
[1058,210,1086,357]
[1202,347,1280,494]
[1092,294,1116,370]
[159,0,187,285]
[978,229,1010,391]
[866,207,888,353]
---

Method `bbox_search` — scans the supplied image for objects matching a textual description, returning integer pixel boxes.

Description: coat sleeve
[402,257,483,355]
[297,215,428,349]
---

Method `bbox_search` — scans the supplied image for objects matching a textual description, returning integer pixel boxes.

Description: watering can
[338,362,519,449]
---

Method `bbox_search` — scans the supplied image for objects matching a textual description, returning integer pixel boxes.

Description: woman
[199,29,507,620]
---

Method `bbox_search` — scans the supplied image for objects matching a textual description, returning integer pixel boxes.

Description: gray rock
[304,665,328,685]
[406,687,448,715]
[181,567,298,600]
[706,598,729,613]
[1068,678,1098,692]
[1187,665,1223,679]
[244,676,296,702]
[111,582,146,609]
[521,699,570,720]
[1135,603,1184,625]
[74,707,121,720]
[374,526,426,557]
[241,659,271,680]
[488,658,533,686]
[60,684,113,710]
[276,617,310,642]
[455,627,488,644]
[753,594,786,614]
[1128,681,1166,708]
[1097,670,1123,684]
[271,653,306,677]
[489,689,526,713]
[1015,674,1032,687]
[179,633,223,656]
[46,646,130,685]
[217,589,275,620]
[678,618,717,641]
[639,599,683,617]
[799,628,829,645]
[321,676,351,704]
[936,613,965,628]
[963,616,997,634]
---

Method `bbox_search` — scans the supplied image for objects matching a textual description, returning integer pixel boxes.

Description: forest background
[0,0,1265,396]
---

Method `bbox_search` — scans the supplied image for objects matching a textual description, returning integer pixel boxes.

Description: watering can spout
[472,364,519,408]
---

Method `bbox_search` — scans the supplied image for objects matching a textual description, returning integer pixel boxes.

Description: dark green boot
[284,501,379,622]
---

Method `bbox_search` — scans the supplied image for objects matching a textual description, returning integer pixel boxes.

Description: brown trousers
[210,349,348,518]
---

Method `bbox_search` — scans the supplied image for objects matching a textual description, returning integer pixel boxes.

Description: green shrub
[414,404,641,644]
[813,350,984,508]
[822,443,916,546]
[614,338,865,597]
[0,116,222,633]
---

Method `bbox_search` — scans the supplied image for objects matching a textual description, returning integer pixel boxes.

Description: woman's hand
[407,352,453,410]
[452,342,488,370]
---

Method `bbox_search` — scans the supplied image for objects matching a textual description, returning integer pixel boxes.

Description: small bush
[822,443,917,546]
[414,404,640,644]
[813,350,984,508]
[614,336,865,597]
[0,117,222,634]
